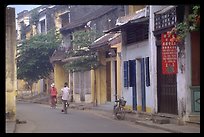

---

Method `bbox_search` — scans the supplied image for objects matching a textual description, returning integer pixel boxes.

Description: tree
[17,29,61,92]
[63,29,102,72]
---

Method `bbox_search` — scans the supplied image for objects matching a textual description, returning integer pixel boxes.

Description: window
[60,12,70,27]
[125,23,149,45]
[20,21,26,40]
[154,7,176,31]
[40,20,46,34]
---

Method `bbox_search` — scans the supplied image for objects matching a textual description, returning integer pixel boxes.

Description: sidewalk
[68,102,200,133]
[6,120,16,133]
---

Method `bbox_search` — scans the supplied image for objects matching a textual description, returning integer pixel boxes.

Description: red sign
[161,33,178,74]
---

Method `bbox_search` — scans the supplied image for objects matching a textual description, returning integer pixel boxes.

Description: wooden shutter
[124,61,129,87]
[129,60,136,87]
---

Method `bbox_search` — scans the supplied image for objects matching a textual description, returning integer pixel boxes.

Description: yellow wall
[112,43,122,98]
[32,25,37,36]
[6,8,17,121]
[91,69,95,104]
[54,12,62,31]
[128,5,146,14]
[91,51,107,105]
[44,78,49,94]
[17,80,26,91]
[37,80,41,94]
[26,30,32,40]
[99,52,107,104]
[6,92,16,120]
[91,43,123,105]
[54,63,69,96]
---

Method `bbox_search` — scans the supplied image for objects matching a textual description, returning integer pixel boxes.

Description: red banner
[161,33,178,74]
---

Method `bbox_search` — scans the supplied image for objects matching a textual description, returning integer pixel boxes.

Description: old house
[16,5,70,96]
[90,32,122,105]
[51,5,125,104]
[151,5,200,123]
[107,6,151,112]
[106,5,200,124]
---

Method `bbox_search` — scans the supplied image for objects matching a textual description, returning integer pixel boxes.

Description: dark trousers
[62,99,68,114]
[50,96,57,107]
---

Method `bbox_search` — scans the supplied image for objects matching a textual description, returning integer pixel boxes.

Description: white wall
[121,40,154,111]
[150,6,193,118]
[73,71,91,103]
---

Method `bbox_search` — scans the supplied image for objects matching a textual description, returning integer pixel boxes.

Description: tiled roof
[90,32,120,50]
[50,48,66,63]
[60,6,117,32]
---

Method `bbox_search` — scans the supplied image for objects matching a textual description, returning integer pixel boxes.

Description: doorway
[106,61,111,102]
[157,42,178,114]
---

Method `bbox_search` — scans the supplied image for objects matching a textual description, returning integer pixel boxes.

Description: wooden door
[157,43,178,114]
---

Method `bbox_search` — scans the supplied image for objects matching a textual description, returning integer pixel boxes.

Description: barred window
[154,7,176,31]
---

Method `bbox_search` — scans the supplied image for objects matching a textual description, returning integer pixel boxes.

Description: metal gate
[157,43,178,115]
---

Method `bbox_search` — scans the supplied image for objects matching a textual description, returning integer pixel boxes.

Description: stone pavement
[8,96,200,133]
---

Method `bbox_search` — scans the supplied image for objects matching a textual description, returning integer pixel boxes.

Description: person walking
[50,83,57,108]
[61,82,70,114]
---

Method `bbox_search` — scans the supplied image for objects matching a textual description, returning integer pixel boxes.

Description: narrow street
[15,101,169,133]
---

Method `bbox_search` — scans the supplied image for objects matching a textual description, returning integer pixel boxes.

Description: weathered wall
[70,5,103,22]
[6,7,17,121]
[73,71,91,103]
[54,63,69,99]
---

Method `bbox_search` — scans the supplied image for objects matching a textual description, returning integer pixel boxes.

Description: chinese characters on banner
[161,33,178,74]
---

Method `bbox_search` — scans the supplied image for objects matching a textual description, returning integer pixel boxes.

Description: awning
[105,16,149,33]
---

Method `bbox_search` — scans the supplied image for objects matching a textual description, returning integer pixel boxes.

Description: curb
[133,120,182,133]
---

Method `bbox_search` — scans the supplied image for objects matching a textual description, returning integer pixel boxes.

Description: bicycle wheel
[117,107,125,120]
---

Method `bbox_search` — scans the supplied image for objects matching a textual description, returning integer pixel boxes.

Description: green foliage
[63,55,100,72]
[17,29,61,85]
[171,5,200,40]
[63,29,102,72]
[30,10,39,25]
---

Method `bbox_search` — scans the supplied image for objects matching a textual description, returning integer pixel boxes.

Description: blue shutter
[124,61,128,87]
[129,60,136,87]
[145,57,150,87]
[141,58,146,111]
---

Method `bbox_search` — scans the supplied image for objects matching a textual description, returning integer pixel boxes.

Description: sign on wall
[161,33,178,74]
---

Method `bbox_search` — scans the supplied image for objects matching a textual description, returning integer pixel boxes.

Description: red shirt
[50,87,57,96]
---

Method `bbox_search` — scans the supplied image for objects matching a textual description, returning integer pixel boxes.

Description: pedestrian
[61,82,70,114]
[50,83,57,108]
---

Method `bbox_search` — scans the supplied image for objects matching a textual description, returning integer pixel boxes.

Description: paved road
[15,102,169,133]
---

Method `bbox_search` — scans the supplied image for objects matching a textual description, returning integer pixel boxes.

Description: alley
[15,101,169,133]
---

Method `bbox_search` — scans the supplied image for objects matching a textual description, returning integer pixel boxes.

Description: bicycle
[113,95,126,120]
